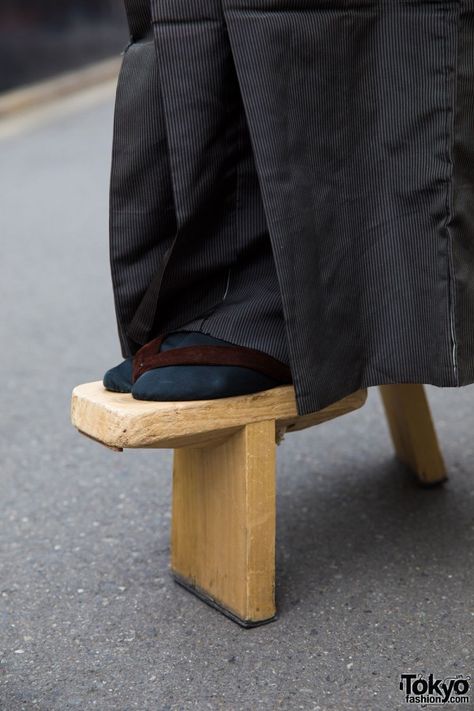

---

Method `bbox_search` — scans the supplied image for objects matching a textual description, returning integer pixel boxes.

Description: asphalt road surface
[1,85,473,711]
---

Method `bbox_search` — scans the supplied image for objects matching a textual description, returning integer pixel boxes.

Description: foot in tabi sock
[103,331,292,399]
[102,332,204,394]
[130,330,292,402]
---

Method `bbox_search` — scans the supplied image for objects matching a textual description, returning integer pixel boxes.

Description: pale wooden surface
[71,381,368,450]
[379,384,446,484]
[172,420,276,625]
[70,380,446,624]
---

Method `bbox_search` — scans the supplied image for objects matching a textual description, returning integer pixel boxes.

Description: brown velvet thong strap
[132,334,292,385]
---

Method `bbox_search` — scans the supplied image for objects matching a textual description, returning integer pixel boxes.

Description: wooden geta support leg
[379,384,447,486]
[171,420,276,627]
[71,382,368,624]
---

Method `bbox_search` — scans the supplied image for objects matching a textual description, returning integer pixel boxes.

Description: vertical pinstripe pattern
[149,0,289,363]
[111,0,288,364]
[221,0,474,413]
[109,20,176,356]
[123,0,151,40]
[110,0,474,416]
[451,3,474,386]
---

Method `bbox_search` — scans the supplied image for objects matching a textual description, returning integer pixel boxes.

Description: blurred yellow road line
[0,57,121,117]
[0,59,120,140]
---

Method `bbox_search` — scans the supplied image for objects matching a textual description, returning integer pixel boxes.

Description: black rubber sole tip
[172,573,277,628]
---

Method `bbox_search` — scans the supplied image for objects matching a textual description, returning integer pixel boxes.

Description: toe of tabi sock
[103,357,134,393]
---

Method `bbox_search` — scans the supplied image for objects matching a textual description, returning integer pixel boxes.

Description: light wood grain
[70,379,447,624]
[71,381,367,450]
[172,420,276,625]
[379,384,447,485]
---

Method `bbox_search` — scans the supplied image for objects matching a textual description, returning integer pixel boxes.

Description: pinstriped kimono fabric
[111,0,474,416]
[110,0,289,370]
